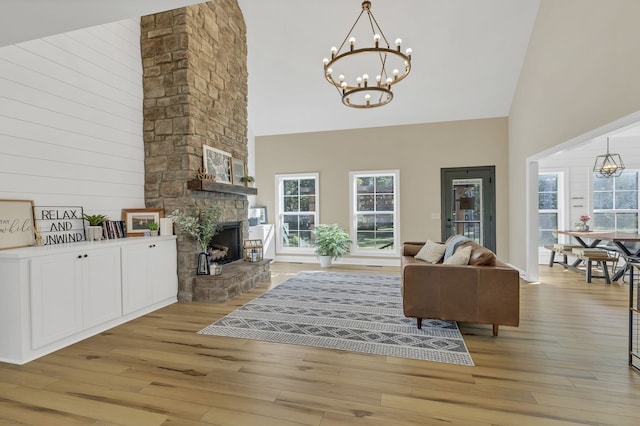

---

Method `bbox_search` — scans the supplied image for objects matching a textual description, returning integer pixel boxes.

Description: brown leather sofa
[401,240,520,336]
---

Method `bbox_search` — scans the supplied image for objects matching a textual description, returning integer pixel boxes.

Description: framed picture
[231,158,245,185]
[250,206,268,224]
[203,145,232,184]
[121,208,163,237]
[0,199,36,249]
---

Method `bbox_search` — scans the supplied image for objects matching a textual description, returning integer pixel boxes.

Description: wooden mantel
[187,180,257,196]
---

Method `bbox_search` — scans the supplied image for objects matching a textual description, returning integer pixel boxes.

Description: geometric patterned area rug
[198,271,474,366]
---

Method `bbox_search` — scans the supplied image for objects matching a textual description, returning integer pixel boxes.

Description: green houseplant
[169,206,222,275]
[82,213,107,241]
[82,213,107,226]
[314,224,351,267]
[240,175,255,187]
[147,221,159,236]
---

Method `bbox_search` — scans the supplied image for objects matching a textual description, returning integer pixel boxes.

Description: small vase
[196,252,211,275]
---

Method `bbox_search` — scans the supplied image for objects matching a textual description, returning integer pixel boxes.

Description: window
[593,171,639,233]
[538,173,560,247]
[276,173,318,252]
[350,170,399,255]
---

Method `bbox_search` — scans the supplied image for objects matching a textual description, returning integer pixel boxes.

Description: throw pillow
[443,245,472,265]
[414,240,447,263]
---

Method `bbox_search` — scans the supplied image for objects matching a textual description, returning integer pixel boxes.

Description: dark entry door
[441,166,496,252]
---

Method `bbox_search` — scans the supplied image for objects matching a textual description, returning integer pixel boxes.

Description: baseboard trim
[274,255,400,267]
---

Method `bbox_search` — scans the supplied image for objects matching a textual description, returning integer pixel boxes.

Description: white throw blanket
[444,235,471,260]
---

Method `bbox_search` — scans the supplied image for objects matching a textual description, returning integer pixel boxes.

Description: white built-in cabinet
[122,239,177,314]
[0,236,177,365]
[30,246,121,349]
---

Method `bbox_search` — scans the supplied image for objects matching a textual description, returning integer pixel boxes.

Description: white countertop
[0,235,177,259]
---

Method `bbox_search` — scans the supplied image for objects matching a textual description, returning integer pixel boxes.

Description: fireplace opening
[209,221,242,264]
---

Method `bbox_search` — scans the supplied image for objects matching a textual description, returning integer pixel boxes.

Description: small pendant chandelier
[322,1,412,108]
[593,137,625,178]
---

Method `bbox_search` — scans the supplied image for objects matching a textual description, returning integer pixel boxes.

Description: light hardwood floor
[1,262,639,425]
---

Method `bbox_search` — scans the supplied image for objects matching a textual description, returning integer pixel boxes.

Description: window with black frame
[593,170,639,233]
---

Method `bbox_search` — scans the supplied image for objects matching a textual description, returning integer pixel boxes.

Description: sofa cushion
[458,241,497,266]
[443,245,472,265]
[414,240,446,263]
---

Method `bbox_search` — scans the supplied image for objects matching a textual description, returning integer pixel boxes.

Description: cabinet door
[151,240,178,303]
[121,243,153,315]
[30,253,83,349]
[83,247,122,328]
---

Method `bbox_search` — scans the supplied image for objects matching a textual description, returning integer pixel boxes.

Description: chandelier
[322,1,412,108]
[593,137,625,178]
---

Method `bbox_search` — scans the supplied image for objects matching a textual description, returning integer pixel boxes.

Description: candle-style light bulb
[357,77,363,87]
[327,68,333,75]
[405,48,413,55]
[363,74,369,87]
[395,38,402,46]
[323,58,329,65]
[393,69,399,77]
[339,74,345,82]
[365,94,371,105]
[330,47,337,58]
[374,34,381,47]
[349,37,356,45]
[386,77,393,86]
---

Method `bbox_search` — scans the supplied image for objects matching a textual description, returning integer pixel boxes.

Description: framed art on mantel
[231,158,245,185]
[203,145,232,184]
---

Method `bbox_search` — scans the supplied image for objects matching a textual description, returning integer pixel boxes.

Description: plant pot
[149,230,158,237]
[86,226,103,241]
[319,255,333,268]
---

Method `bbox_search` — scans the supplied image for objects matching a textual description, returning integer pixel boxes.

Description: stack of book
[100,220,127,239]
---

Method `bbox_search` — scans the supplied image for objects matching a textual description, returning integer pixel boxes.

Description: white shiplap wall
[0,19,145,219]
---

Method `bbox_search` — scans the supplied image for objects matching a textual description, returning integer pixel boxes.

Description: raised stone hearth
[194,260,271,302]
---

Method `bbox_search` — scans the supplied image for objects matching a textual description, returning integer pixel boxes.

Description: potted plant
[240,175,255,187]
[82,213,107,241]
[313,224,351,267]
[147,221,159,237]
[169,206,222,275]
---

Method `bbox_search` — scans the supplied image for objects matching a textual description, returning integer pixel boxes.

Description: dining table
[556,230,640,281]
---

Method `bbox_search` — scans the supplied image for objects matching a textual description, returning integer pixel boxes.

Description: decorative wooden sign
[0,199,36,249]
[33,206,85,245]
[196,166,216,182]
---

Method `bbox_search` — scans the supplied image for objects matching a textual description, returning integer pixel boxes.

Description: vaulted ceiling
[1,0,541,136]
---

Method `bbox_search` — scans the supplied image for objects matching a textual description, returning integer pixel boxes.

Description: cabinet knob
[84,254,88,258]
[150,244,156,248]
[77,255,82,259]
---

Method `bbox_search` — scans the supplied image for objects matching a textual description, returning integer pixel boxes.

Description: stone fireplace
[140,1,269,302]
